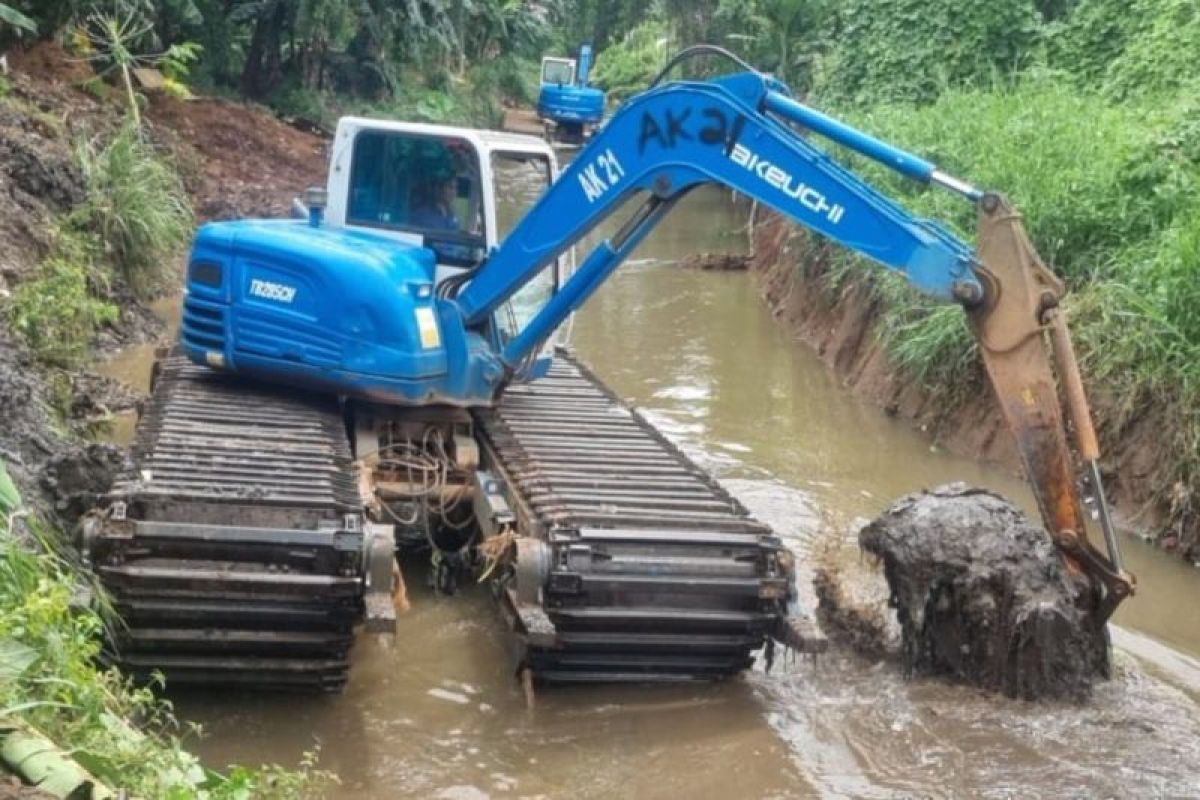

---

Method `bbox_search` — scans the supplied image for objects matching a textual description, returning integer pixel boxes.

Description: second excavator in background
[537,43,606,143]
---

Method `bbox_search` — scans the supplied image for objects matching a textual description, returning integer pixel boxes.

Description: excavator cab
[180,119,569,404]
[327,119,568,351]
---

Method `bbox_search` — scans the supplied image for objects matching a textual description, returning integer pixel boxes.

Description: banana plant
[0,3,36,35]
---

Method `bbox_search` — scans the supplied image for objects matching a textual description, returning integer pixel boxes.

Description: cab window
[347,131,485,266]
[492,151,557,343]
[541,59,575,86]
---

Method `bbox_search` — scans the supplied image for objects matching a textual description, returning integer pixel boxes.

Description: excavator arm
[451,60,1134,618]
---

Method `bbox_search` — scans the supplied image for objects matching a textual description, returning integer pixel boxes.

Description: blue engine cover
[538,84,605,125]
[181,219,512,406]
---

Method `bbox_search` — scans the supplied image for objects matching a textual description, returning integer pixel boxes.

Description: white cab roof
[334,117,553,159]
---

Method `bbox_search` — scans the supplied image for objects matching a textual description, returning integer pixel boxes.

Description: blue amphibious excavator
[88,48,1133,691]
[537,43,606,142]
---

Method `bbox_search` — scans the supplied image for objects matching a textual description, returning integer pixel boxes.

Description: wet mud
[0,328,64,517]
[68,371,143,423]
[813,564,896,660]
[859,482,1110,701]
[678,252,750,271]
[40,443,128,528]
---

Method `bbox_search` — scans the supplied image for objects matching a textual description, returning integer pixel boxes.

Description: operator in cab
[410,177,461,231]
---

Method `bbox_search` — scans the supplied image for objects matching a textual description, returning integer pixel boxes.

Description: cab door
[489,148,571,361]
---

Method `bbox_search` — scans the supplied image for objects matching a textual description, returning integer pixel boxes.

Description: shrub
[1104,0,1200,99]
[8,228,118,368]
[815,0,1043,106]
[75,124,193,300]
[0,507,333,798]
[1045,0,1141,85]
[592,19,669,102]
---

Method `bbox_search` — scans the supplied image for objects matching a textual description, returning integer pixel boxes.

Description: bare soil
[0,42,327,517]
[148,94,326,221]
[502,107,543,137]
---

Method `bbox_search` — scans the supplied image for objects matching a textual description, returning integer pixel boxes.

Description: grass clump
[1072,206,1200,518]
[8,227,118,368]
[6,122,195,365]
[0,467,333,798]
[76,123,193,300]
[811,78,1192,395]
[795,68,1200,537]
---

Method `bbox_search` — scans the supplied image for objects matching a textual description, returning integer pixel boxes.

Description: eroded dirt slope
[0,42,327,516]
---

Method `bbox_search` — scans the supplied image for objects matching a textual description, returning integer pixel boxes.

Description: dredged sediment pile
[859,482,1110,701]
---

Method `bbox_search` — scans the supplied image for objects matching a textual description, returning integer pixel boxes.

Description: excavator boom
[453,56,1134,617]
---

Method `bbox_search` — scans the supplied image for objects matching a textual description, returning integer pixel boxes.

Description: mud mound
[679,252,750,271]
[41,443,128,528]
[7,40,95,85]
[859,483,1110,701]
[148,95,326,220]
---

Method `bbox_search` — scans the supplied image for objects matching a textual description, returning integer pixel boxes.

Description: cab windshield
[541,59,575,86]
[346,131,485,266]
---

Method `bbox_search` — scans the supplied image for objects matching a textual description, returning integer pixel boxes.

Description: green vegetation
[6,123,191,366]
[76,123,193,298]
[0,3,36,35]
[591,19,669,101]
[0,463,331,797]
[9,227,117,368]
[816,0,1043,105]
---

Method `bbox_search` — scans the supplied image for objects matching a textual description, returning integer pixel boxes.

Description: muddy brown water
[102,182,1200,798]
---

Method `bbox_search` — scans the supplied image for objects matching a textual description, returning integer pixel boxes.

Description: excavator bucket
[968,193,1134,621]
